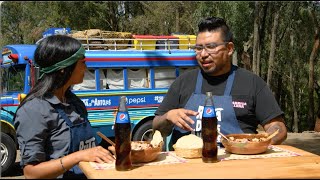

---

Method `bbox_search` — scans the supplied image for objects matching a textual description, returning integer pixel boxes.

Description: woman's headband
[39,46,85,79]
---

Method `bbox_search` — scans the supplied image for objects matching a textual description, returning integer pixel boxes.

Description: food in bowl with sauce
[228,136,268,143]
[131,130,164,163]
[131,141,163,163]
[221,133,271,155]
[131,141,153,150]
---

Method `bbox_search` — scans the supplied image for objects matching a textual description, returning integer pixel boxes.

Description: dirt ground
[281,131,320,156]
[2,131,320,179]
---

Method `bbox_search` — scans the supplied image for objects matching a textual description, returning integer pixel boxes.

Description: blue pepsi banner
[80,94,165,108]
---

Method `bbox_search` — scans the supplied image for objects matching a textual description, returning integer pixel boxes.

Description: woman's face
[67,58,87,86]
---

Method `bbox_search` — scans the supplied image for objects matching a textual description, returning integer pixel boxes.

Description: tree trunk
[256,44,261,76]
[315,116,320,132]
[275,72,281,104]
[290,33,299,132]
[266,8,279,88]
[241,36,252,70]
[308,7,320,130]
[314,82,320,132]
[290,67,299,132]
[256,2,268,76]
[252,1,260,74]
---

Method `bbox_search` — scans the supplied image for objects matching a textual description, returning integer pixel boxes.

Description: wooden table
[79,145,320,179]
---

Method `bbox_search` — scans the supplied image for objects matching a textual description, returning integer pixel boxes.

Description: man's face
[195,30,234,76]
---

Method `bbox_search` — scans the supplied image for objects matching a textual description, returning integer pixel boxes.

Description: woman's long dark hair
[17,35,82,108]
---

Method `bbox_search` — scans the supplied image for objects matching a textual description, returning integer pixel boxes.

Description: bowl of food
[221,133,271,155]
[131,141,163,163]
[131,130,164,163]
[173,134,203,159]
[101,130,164,163]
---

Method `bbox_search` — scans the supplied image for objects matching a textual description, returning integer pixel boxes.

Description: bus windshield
[1,64,25,93]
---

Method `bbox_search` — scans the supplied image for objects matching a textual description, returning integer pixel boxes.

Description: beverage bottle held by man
[201,92,218,163]
[114,96,133,171]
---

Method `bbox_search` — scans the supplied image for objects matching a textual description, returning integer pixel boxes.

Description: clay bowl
[221,133,271,155]
[131,141,163,163]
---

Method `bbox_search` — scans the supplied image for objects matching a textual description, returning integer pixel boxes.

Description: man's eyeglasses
[191,42,229,54]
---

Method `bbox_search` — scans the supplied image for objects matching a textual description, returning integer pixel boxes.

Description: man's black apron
[55,104,97,179]
[169,65,243,150]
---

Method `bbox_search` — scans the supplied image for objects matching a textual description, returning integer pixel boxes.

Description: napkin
[219,145,301,161]
[90,152,187,170]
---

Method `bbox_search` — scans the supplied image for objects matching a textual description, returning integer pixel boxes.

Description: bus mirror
[8,54,19,63]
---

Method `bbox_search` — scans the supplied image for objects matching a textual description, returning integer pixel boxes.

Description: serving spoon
[97,131,116,146]
[217,130,230,142]
[265,129,279,141]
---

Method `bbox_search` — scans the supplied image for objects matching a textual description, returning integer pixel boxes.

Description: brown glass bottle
[114,96,133,171]
[201,92,218,163]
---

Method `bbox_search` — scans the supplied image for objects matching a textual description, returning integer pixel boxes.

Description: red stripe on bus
[1,104,19,107]
[85,57,195,61]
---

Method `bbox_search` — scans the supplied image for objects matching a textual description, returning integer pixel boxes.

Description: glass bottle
[114,96,133,171]
[201,92,218,163]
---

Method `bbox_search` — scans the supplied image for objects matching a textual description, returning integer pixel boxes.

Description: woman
[14,35,115,179]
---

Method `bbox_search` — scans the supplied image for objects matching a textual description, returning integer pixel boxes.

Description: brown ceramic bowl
[131,141,163,163]
[221,133,271,155]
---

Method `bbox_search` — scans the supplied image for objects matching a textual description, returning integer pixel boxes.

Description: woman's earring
[61,69,64,73]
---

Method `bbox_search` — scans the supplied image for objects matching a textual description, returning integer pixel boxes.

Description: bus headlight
[18,93,27,102]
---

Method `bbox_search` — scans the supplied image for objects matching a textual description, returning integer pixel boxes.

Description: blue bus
[0,33,197,174]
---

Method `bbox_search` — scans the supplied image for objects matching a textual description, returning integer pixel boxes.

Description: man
[152,17,287,150]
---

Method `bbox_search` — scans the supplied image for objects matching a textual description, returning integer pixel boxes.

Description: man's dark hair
[198,17,233,42]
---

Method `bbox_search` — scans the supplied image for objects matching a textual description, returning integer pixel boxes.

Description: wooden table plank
[79,145,320,179]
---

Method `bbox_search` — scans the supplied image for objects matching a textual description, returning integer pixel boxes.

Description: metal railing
[75,37,196,51]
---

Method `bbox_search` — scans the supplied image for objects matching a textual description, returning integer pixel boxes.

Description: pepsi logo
[206,108,213,115]
[119,113,126,120]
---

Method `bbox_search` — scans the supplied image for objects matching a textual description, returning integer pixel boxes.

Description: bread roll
[175,134,203,149]
[150,130,163,147]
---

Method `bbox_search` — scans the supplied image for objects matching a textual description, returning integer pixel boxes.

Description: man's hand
[263,116,287,145]
[165,108,199,131]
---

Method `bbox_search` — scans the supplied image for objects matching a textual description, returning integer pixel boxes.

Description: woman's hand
[77,146,115,163]
[108,145,116,156]
[22,146,115,179]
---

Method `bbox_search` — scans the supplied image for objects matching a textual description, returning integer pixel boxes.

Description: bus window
[128,68,149,89]
[73,68,96,90]
[154,67,176,88]
[106,68,124,89]
[2,65,25,92]
[99,69,108,89]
